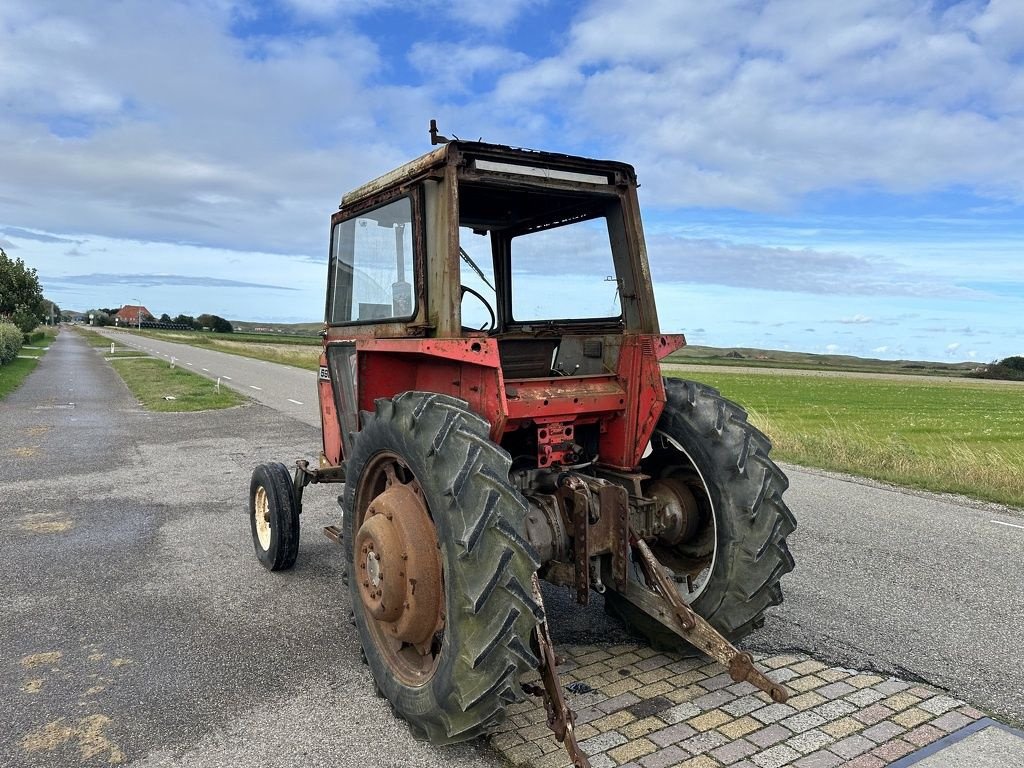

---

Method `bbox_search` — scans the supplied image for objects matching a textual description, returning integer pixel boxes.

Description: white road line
[990,520,1024,530]
[250,385,262,390]
[287,398,304,405]
[201,368,209,372]
[222,376,232,380]
[186,362,194,366]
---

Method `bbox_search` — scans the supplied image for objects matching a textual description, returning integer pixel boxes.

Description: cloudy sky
[2,0,1021,362]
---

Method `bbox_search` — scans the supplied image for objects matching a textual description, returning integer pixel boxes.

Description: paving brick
[816,668,852,683]
[919,694,961,715]
[793,751,844,768]
[852,703,894,725]
[689,709,733,732]
[585,754,616,768]
[822,716,864,738]
[727,681,759,696]
[637,667,676,685]
[751,743,801,768]
[592,709,636,732]
[906,685,939,699]
[844,688,885,707]
[763,654,802,669]
[789,675,827,693]
[667,684,710,704]
[680,730,729,755]
[844,755,885,768]
[780,711,827,734]
[905,723,944,747]
[767,667,799,683]
[860,720,905,743]
[603,677,644,697]
[608,738,658,764]
[881,691,921,712]
[829,733,875,759]
[870,738,916,761]
[812,699,857,722]
[636,653,674,672]
[628,696,676,720]
[747,724,793,748]
[751,703,797,724]
[532,749,575,768]
[785,728,835,755]
[717,715,761,739]
[788,692,827,711]
[958,705,985,719]
[574,724,599,741]
[660,702,701,724]
[845,674,884,689]
[874,679,912,695]
[678,757,721,768]
[578,730,628,754]
[639,745,689,768]
[929,712,966,737]
[702,672,738,691]
[891,707,932,729]
[724,695,769,717]
[790,660,827,675]
[648,721,698,747]
[711,738,757,765]
[816,681,856,699]
[504,741,544,763]
[622,716,669,740]
[693,689,736,710]
[491,730,525,750]
[574,707,606,725]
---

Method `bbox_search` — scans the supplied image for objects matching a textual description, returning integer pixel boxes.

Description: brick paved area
[490,646,984,768]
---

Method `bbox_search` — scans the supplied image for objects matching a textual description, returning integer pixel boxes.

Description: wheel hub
[649,476,701,545]
[354,483,442,647]
[254,486,271,549]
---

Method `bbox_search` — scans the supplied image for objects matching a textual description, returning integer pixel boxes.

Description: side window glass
[329,197,414,324]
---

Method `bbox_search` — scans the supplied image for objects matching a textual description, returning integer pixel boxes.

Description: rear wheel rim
[354,452,445,686]
[254,486,272,550]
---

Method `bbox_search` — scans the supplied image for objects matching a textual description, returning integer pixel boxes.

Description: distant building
[114,305,153,326]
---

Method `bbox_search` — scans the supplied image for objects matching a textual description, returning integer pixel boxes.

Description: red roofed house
[115,305,154,326]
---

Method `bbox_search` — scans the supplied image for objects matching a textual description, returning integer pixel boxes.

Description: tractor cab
[318,139,684,471]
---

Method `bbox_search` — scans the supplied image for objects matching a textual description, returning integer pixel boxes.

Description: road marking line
[222,376,232,380]
[186,362,193,366]
[990,520,1024,530]
[287,398,303,405]
[249,385,262,390]
[201,368,209,372]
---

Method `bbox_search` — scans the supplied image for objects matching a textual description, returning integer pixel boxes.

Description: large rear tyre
[342,392,542,743]
[606,378,796,646]
[249,462,300,571]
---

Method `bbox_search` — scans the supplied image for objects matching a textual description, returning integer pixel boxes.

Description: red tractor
[249,125,796,766]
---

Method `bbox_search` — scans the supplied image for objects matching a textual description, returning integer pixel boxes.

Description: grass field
[665,366,1024,509]
[129,329,320,369]
[110,358,247,412]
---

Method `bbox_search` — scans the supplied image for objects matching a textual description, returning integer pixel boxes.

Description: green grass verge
[0,357,41,400]
[109,357,247,412]
[667,367,1024,509]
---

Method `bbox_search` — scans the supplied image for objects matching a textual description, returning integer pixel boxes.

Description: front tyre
[249,462,300,571]
[343,392,542,743]
[606,378,796,645]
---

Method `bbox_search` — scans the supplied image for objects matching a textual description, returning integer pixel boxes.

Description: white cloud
[946,342,961,352]
[873,345,889,353]
[840,314,873,324]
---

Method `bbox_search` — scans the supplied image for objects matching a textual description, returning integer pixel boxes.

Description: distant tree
[967,356,1024,381]
[86,309,112,327]
[41,298,61,324]
[172,314,197,328]
[0,247,46,335]
[159,313,172,323]
[196,313,233,333]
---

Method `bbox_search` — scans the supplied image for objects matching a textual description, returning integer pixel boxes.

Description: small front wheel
[249,462,300,571]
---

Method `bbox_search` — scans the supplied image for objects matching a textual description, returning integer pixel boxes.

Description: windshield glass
[510,216,619,321]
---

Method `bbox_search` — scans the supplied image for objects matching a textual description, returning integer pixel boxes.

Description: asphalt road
[95,328,1024,727]
[1,330,501,767]
[5,330,1022,768]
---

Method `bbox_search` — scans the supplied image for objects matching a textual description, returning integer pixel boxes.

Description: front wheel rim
[254,486,272,550]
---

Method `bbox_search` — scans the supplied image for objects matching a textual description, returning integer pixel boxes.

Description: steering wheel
[460,285,496,333]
